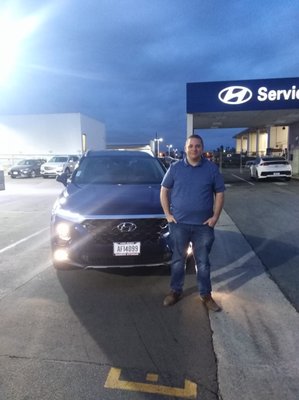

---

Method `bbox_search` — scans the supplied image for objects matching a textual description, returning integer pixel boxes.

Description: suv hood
[56,183,164,217]
[44,162,65,166]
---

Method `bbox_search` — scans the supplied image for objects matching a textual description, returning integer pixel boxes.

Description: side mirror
[56,172,68,186]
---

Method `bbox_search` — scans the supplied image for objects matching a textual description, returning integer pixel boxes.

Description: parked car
[40,155,80,178]
[51,150,171,270]
[245,160,255,168]
[9,159,47,178]
[158,156,177,169]
[250,156,292,180]
[221,154,256,168]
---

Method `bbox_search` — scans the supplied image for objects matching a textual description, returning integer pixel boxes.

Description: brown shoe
[163,290,182,306]
[200,294,221,312]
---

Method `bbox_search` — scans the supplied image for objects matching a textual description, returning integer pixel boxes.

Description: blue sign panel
[187,77,299,113]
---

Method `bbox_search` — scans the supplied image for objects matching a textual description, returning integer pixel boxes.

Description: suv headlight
[56,223,71,241]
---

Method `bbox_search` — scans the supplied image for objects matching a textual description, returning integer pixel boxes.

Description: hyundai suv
[51,150,171,269]
[40,155,80,178]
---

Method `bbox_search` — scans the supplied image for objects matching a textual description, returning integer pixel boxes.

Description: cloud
[1,0,299,151]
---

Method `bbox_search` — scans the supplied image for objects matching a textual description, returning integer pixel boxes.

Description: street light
[154,137,163,156]
[166,144,172,156]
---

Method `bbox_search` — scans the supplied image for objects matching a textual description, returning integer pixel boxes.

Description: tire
[11,175,16,179]
[30,170,36,178]
[42,175,48,179]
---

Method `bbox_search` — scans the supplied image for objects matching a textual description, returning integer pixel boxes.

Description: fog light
[56,223,71,241]
[54,249,69,262]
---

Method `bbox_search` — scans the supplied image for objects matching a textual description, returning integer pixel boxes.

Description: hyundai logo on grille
[117,222,137,233]
[218,86,253,105]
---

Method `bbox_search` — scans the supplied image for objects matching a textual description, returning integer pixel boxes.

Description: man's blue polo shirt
[161,156,225,225]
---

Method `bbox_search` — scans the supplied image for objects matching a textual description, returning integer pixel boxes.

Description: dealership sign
[187,77,299,113]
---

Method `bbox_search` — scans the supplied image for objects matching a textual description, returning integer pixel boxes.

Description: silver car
[40,155,80,178]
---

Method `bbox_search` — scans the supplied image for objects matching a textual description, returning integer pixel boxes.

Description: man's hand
[203,216,218,228]
[166,214,177,223]
[204,192,224,227]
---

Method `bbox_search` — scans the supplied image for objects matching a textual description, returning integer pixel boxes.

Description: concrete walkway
[210,211,299,400]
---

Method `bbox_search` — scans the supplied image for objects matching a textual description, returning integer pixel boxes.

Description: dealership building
[0,113,106,170]
[186,77,299,174]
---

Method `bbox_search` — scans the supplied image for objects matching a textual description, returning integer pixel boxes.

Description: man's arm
[160,186,177,223]
[203,191,224,227]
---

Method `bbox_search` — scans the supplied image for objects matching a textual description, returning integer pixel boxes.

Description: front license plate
[273,172,280,176]
[113,242,141,256]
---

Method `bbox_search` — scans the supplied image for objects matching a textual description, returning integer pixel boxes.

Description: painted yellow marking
[146,373,159,382]
[104,367,197,399]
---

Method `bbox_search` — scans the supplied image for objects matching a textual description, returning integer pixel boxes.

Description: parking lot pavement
[210,211,299,400]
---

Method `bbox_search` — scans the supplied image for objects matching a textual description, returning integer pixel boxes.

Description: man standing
[160,134,225,311]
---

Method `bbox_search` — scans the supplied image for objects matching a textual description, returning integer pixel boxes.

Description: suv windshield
[261,157,286,162]
[260,157,289,165]
[48,156,68,163]
[73,156,165,184]
[22,160,35,165]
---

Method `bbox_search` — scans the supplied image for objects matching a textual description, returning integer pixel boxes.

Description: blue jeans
[168,222,215,296]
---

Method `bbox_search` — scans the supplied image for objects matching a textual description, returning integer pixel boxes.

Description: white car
[250,156,292,181]
[40,155,80,178]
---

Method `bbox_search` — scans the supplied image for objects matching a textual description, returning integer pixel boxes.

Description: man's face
[185,137,203,161]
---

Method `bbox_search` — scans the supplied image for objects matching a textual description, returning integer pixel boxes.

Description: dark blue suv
[51,150,171,269]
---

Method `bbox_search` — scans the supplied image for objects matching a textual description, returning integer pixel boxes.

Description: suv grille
[82,218,167,244]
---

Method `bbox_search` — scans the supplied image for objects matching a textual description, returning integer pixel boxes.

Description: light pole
[154,137,163,157]
[166,144,172,156]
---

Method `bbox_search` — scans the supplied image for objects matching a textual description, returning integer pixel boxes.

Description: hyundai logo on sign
[218,86,253,105]
[187,78,299,113]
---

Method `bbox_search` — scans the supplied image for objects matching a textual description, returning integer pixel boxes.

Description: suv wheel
[30,170,36,178]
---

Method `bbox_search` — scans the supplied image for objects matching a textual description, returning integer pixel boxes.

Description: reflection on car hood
[57,183,164,216]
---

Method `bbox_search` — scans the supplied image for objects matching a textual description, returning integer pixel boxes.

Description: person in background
[160,134,225,311]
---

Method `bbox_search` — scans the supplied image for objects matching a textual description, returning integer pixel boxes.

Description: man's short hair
[186,134,204,147]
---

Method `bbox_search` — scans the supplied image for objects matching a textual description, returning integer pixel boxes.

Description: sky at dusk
[0,0,299,152]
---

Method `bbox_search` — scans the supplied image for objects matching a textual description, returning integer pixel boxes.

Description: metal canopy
[192,108,299,130]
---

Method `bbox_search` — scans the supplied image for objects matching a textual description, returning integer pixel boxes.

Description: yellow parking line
[146,373,159,382]
[104,367,197,398]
